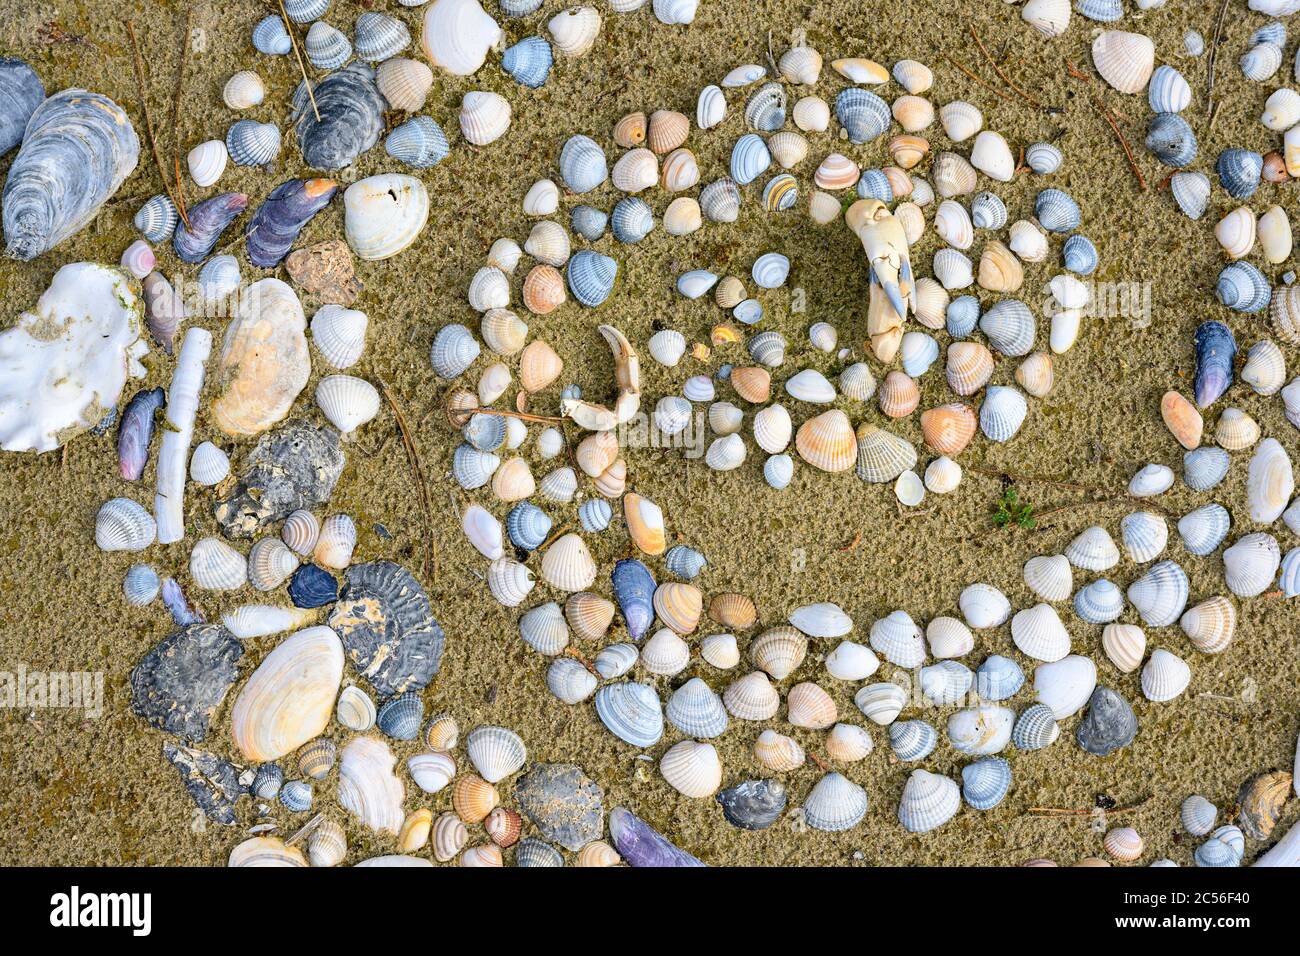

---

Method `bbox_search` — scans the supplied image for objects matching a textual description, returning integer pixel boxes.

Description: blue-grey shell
[0,58,44,157]
[1193,320,1236,408]
[1183,446,1231,491]
[609,806,705,866]
[117,387,166,482]
[293,62,386,171]
[3,89,140,260]
[946,295,981,338]
[134,194,179,243]
[161,577,205,626]
[559,134,607,193]
[664,544,707,580]
[1145,112,1197,167]
[385,115,449,168]
[1075,685,1138,756]
[286,0,331,24]
[1251,21,1287,48]
[578,499,613,533]
[352,12,410,62]
[507,501,552,550]
[252,762,283,799]
[570,204,607,240]
[304,22,352,71]
[1278,547,1300,597]
[226,119,281,166]
[699,176,742,223]
[376,691,423,740]
[463,411,506,451]
[515,838,564,867]
[288,563,338,608]
[611,558,656,640]
[1177,503,1231,556]
[245,179,338,268]
[961,757,1011,810]
[1127,559,1189,627]
[834,87,890,144]
[1025,141,1063,174]
[1073,578,1124,624]
[855,168,893,201]
[975,654,1023,700]
[279,779,312,811]
[610,197,655,243]
[744,83,786,131]
[1217,148,1263,199]
[1076,0,1122,22]
[970,191,1007,229]
[729,132,771,184]
[567,250,618,306]
[1011,703,1058,750]
[1063,234,1098,275]
[716,779,786,830]
[502,36,553,88]
[452,443,498,490]
[500,0,544,15]
[889,719,938,761]
[979,299,1036,356]
[594,682,664,748]
[123,563,161,607]
[1215,261,1271,313]
[1033,188,1080,232]
[252,15,292,55]
[430,323,480,378]
[173,192,249,264]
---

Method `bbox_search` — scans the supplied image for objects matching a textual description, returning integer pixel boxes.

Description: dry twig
[378,378,438,583]
[125,19,188,227]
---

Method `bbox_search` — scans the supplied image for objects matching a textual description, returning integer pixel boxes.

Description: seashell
[298,737,337,781]
[353,11,410,62]
[1262,88,1300,134]
[502,36,552,88]
[1238,771,1293,840]
[459,90,512,145]
[901,332,940,378]
[868,610,924,669]
[223,70,265,111]
[1218,148,1263,200]
[1183,447,1231,491]
[335,685,377,733]
[518,601,569,656]
[310,305,368,370]
[229,626,343,761]
[451,774,499,825]
[962,757,1012,811]
[762,173,798,210]
[1091,30,1154,94]
[420,0,503,75]
[460,844,504,867]
[566,250,618,306]
[570,205,609,242]
[898,770,960,833]
[970,130,1015,182]
[344,173,428,261]
[1103,827,1144,863]
[1274,285,1300,342]
[546,656,597,705]
[699,176,742,223]
[376,58,433,111]
[978,299,1034,356]
[851,682,904,726]
[768,131,809,169]
[1246,437,1294,523]
[793,95,830,132]
[1178,502,1231,557]
[791,409,855,473]
[1033,655,1097,720]
[854,423,917,482]
[785,369,836,405]
[745,83,787,132]
[122,563,161,607]
[1241,41,1283,82]
[892,95,934,133]
[745,626,806,681]
[1179,595,1237,655]
[878,371,919,418]
[666,678,728,739]
[1215,407,1260,450]
[223,119,279,169]
[723,671,780,721]
[1140,648,1191,702]
[935,200,973,249]
[938,101,982,143]
[524,220,570,268]
[186,140,227,189]
[452,444,499,491]
[385,116,449,168]
[1125,560,1189,627]
[247,537,300,592]
[1161,390,1204,450]
[120,239,156,281]
[189,536,247,590]
[660,740,722,799]
[764,454,794,489]
[663,196,702,235]
[931,154,977,203]
[595,681,663,747]
[933,248,974,290]
[979,385,1027,442]
[753,729,804,772]
[921,456,960,494]
[1101,623,1147,674]
[315,375,379,437]
[252,15,292,55]
[729,133,772,185]
[1023,142,1062,176]
[855,168,893,202]
[890,719,938,762]
[1011,603,1071,662]
[695,84,727,130]
[1121,510,1168,563]
[834,87,891,144]
[1181,795,1217,837]
[548,5,601,57]
[95,498,156,553]
[924,662,976,707]
[826,723,873,762]
[611,148,657,193]
[1059,236,1098,278]
[976,655,1024,701]
[1241,340,1287,395]
[1223,532,1281,597]
[513,836,561,867]
[1022,554,1071,603]
[1065,526,1120,571]
[917,405,975,460]
[708,401,744,436]
[1165,170,1211,223]
[464,725,526,784]
[279,510,322,557]
[837,363,877,403]
[279,779,313,812]
[305,22,352,71]
[802,772,868,832]
[1214,207,1255,260]
[1194,825,1245,868]
[1074,578,1124,624]
[978,241,1026,294]
[376,692,423,741]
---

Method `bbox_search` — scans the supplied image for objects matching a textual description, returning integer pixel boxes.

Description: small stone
[513,763,605,851]
[285,239,363,305]
[716,778,787,830]
[130,623,243,741]
[215,420,345,538]
[1075,685,1138,756]
[162,742,247,825]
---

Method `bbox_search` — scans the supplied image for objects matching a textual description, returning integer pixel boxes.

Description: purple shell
[173,192,248,264]
[608,807,706,867]
[1193,320,1236,409]
[142,271,186,355]
[611,558,655,641]
[245,178,338,268]
[116,386,165,481]
[161,577,204,626]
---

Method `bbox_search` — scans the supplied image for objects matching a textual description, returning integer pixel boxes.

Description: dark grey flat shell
[716,778,787,830]
[130,623,243,742]
[215,420,344,538]
[609,807,706,867]
[513,763,605,851]
[162,742,247,825]
[293,62,385,170]
[328,561,443,697]
[0,58,44,156]
[1075,685,1138,756]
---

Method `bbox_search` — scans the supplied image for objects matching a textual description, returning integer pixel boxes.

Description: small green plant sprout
[991,486,1036,529]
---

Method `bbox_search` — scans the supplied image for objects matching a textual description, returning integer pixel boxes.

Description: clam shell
[890,719,938,761]
[898,770,960,833]
[976,656,1024,701]
[803,772,867,832]
[231,626,344,761]
[594,681,664,747]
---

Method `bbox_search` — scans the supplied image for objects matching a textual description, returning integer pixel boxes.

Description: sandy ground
[0,0,1297,866]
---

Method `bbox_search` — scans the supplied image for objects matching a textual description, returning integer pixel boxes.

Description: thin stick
[1206,0,1231,118]
[170,7,192,227]
[1064,60,1091,82]
[125,20,187,226]
[378,379,438,583]
[538,525,573,552]
[943,53,1013,102]
[969,25,1043,109]
[276,0,319,121]
[563,646,601,678]
[837,531,861,552]
[1093,97,1148,191]
[449,403,568,426]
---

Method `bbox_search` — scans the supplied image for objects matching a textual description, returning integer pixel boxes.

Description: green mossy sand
[0,0,1297,866]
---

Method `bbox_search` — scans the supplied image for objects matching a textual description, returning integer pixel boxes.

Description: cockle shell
[595,681,663,747]
[1022,0,1070,37]
[548,5,601,57]
[1246,437,1294,524]
[898,770,960,833]
[344,174,428,261]
[420,0,503,75]
[1023,554,1072,601]
[459,90,512,145]
[1101,623,1146,673]
[1033,655,1096,719]
[376,58,433,111]
[1223,532,1281,597]
[1140,648,1191,702]
[1091,30,1154,94]
[1178,503,1231,556]
[1064,525,1120,571]
[1179,595,1237,654]
[353,12,410,62]
[338,736,405,835]
[540,533,597,591]
[1126,559,1189,627]
[660,740,721,798]
[960,582,1010,629]
[1011,603,1071,662]
[803,772,868,832]
[723,671,780,720]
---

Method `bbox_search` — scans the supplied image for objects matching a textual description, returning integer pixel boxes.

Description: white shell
[697,85,726,129]
[1140,648,1191,702]
[548,5,601,56]
[189,536,247,590]
[970,131,1015,182]
[459,90,512,145]
[958,583,1010,629]
[189,441,231,486]
[1011,603,1071,662]
[824,640,880,681]
[1064,525,1120,571]
[1091,30,1155,95]
[1023,554,1072,601]
[223,71,266,110]
[420,0,504,75]
[187,140,228,188]
[659,740,721,798]
[315,375,380,435]
[465,725,527,783]
[1033,654,1096,719]
[522,179,559,216]
[311,305,369,369]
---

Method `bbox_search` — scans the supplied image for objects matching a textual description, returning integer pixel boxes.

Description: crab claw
[562,324,642,431]
[876,271,908,319]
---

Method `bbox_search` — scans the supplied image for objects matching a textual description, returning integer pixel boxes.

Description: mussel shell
[0,58,44,157]
[293,63,386,171]
[246,179,338,268]
[1193,320,1236,408]
[173,192,249,264]
[716,779,787,830]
